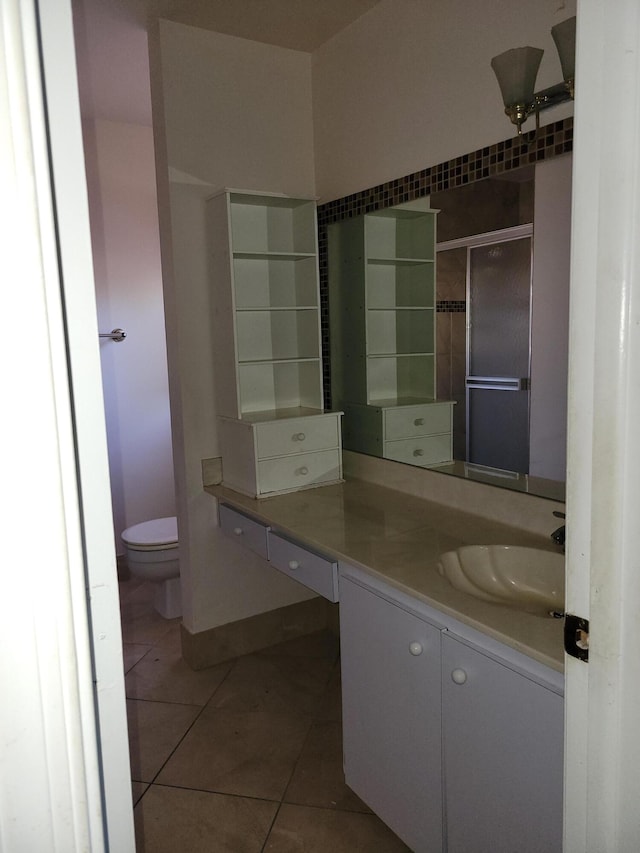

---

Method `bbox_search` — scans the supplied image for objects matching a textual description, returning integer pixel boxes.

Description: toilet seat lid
[121,516,178,547]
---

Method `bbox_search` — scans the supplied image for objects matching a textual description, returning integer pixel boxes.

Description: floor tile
[259,630,340,662]
[123,642,152,674]
[264,803,411,852]
[284,720,370,813]
[125,642,231,706]
[155,620,183,651]
[314,662,342,722]
[205,653,333,716]
[119,577,154,606]
[127,698,201,782]
[131,780,149,806]
[134,784,277,853]
[156,709,312,800]
[120,602,177,645]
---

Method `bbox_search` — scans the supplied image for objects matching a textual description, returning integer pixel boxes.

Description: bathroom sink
[437,545,565,617]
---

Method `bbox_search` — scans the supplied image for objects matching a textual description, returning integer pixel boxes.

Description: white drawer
[255,414,340,459]
[218,504,270,558]
[384,433,452,466]
[268,531,338,602]
[384,403,452,441]
[257,449,342,496]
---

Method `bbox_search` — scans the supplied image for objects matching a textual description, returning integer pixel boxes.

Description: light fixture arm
[504,80,573,135]
[492,16,576,135]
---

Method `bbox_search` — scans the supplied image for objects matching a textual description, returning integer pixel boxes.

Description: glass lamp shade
[490,46,544,108]
[551,16,576,83]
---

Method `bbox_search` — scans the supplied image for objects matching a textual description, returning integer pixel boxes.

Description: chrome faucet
[550,511,566,551]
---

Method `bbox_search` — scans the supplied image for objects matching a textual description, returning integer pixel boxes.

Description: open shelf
[233,254,319,309]
[367,309,435,356]
[366,260,434,309]
[238,360,323,416]
[236,309,320,363]
[366,354,435,404]
[229,194,318,255]
[365,209,436,262]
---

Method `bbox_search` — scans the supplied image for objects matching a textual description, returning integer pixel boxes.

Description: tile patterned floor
[120,577,410,852]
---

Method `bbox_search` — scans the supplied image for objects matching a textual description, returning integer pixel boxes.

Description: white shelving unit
[208,190,342,497]
[329,200,453,466]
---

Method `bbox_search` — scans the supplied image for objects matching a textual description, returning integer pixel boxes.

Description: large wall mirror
[322,133,572,502]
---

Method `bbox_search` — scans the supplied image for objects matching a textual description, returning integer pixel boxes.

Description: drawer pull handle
[288,560,300,570]
[451,668,467,685]
[413,449,424,457]
[293,432,306,441]
[414,418,425,426]
[297,466,309,476]
[233,526,244,536]
[409,642,423,656]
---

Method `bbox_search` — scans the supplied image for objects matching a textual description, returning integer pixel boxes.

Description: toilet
[121,516,181,619]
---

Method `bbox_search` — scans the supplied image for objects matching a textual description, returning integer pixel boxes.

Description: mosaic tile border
[437,300,466,314]
[320,117,573,404]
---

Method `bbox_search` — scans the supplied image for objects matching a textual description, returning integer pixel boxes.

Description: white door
[1,1,134,849]
[564,1,640,849]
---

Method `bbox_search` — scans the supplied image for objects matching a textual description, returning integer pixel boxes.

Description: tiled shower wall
[319,117,573,417]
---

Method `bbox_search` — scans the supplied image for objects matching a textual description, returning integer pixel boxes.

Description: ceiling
[154,0,384,52]
[74,0,383,124]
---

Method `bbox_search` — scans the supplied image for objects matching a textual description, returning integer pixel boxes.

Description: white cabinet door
[442,633,563,853]
[339,576,443,852]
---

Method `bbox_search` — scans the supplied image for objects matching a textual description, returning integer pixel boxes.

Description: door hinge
[564,614,589,662]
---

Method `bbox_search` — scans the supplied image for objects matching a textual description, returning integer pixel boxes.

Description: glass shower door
[466,236,532,472]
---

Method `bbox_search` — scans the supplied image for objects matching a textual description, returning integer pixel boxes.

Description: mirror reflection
[329,156,571,501]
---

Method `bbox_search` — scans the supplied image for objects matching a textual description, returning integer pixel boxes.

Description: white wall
[83,118,175,547]
[312,0,576,202]
[150,21,318,633]
[530,154,572,480]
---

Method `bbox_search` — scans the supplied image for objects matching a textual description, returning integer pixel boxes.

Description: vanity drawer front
[384,404,451,440]
[384,434,452,466]
[255,413,340,459]
[269,531,338,602]
[219,504,270,558]
[258,449,341,495]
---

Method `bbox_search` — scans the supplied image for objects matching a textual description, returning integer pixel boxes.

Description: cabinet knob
[293,432,306,442]
[414,418,425,426]
[288,560,300,570]
[413,448,424,457]
[409,642,423,656]
[233,526,243,536]
[297,466,309,475]
[451,668,467,685]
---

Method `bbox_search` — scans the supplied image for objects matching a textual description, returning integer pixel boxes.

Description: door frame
[437,224,534,469]
[563,1,640,849]
[0,1,134,849]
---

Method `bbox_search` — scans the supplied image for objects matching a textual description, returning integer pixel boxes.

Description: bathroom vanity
[209,475,565,853]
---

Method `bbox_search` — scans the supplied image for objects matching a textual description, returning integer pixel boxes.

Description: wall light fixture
[491,16,576,135]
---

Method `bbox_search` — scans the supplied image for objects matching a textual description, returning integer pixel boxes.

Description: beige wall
[312,0,576,202]
[83,118,175,546]
[150,21,318,633]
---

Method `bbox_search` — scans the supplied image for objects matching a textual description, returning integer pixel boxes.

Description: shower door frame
[437,223,534,471]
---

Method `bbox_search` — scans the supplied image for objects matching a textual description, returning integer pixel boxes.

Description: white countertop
[205,478,565,673]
